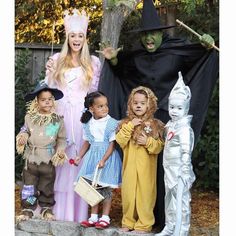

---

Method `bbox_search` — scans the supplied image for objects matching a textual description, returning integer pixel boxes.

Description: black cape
[98,35,219,141]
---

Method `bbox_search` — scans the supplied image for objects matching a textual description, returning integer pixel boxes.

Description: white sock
[99,214,110,223]
[89,213,98,222]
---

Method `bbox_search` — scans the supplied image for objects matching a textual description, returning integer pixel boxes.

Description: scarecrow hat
[130,0,175,32]
[25,80,64,102]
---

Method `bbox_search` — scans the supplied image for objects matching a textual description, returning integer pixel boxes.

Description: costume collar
[91,114,110,123]
[28,111,61,126]
[165,115,192,129]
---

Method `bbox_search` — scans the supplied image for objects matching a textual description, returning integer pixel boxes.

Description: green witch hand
[96,42,123,65]
[199,34,215,49]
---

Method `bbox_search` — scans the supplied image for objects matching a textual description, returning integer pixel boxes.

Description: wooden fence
[15,43,63,82]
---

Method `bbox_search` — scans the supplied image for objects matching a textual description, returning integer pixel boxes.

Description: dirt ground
[15,185,219,229]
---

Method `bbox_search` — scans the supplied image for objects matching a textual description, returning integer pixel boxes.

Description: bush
[192,81,219,190]
[176,2,219,191]
[15,49,37,180]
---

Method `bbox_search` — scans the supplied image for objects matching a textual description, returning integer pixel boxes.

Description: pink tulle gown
[46,53,101,222]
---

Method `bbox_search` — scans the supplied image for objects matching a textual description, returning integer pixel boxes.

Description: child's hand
[136,132,148,146]
[57,149,65,157]
[16,133,29,154]
[98,159,105,168]
[74,156,82,165]
[131,118,142,127]
[180,174,190,186]
[17,136,27,146]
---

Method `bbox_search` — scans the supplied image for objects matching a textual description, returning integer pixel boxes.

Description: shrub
[192,81,219,190]
[15,49,37,180]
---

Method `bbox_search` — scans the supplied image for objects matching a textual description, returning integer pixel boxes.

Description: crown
[169,71,191,102]
[63,9,89,36]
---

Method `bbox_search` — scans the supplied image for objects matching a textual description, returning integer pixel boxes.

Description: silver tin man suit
[156,72,196,236]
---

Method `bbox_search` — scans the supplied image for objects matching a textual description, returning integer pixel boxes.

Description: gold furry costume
[116,86,164,232]
[16,98,67,216]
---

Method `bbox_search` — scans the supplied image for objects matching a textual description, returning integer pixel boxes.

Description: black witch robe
[98,34,219,228]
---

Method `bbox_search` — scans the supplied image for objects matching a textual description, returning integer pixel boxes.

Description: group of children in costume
[16,6,196,236]
[16,73,195,235]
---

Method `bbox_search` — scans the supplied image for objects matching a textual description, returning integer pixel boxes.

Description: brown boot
[15,209,34,223]
[41,207,55,221]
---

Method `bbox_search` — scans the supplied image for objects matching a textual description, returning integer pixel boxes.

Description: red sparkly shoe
[95,219,110,229]
[80,220,97,228]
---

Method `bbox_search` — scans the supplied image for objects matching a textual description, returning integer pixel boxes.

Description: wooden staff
[176,19,219,52]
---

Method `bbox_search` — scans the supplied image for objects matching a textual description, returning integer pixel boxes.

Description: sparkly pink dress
[45,53,101,222]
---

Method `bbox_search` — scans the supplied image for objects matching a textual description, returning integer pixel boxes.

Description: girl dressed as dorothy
[75,91,122,229]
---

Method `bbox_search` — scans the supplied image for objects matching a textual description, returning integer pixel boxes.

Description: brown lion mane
[117,86,165,143]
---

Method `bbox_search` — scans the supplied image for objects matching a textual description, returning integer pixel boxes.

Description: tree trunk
[166,5,177,37]
[100,0,140,64]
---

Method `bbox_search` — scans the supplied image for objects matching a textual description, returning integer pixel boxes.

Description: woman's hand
[46,57,55,73]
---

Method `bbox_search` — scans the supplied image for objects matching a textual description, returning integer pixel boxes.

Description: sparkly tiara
[63,9,89,36]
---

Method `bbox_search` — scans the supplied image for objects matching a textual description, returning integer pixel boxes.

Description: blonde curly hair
[118,86,164,143]
[51,35,93,89]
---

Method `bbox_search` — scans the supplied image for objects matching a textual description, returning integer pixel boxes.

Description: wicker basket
[74,166,105,207]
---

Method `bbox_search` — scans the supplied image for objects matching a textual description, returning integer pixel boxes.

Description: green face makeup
[141,30,163,52]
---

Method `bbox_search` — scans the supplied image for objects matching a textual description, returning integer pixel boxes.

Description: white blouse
[83,114,115,142]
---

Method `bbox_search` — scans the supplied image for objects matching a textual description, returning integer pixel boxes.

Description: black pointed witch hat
[129,0,175,32]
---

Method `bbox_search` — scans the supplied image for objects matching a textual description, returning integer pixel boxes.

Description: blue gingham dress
[76,116,122,188]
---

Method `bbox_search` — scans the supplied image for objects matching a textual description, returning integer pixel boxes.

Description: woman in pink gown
[45,9,101,222]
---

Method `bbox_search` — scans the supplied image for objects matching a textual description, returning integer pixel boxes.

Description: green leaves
[15,49,37,180]
[15,0,103,44]
[192,81,219,191]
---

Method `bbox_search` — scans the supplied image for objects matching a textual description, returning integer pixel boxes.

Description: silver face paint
[168,98,188,122]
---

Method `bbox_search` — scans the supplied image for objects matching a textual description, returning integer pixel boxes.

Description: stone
[16,219,50,234]
[15,219,219,236]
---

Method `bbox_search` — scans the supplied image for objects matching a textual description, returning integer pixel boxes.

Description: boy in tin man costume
[155,72,195,236]
[16,81,67,221]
